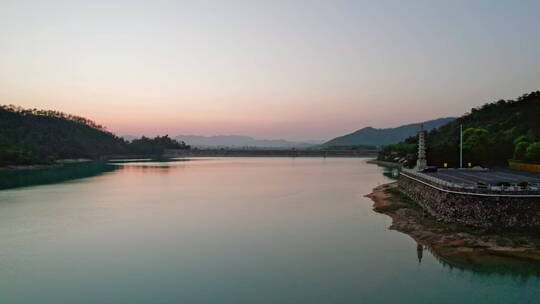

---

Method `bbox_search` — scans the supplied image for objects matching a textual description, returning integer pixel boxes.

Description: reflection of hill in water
[109,158,192,172]
[424,245,540,279]
[0,158,191,190]
[0,162,119,190]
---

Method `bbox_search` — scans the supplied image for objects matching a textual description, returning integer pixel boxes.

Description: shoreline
[0,159,93,171]
[165,149,378,158]
[0,164,64,171]
[365,159,402,167]
[366,182,540,262]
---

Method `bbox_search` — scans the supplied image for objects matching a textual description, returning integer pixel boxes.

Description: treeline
[378,91,540,168]
[0,105,189,166]
[318,144,377,151]
[378,141,417,166]
[2,105,108,131]
[129,135,189,155]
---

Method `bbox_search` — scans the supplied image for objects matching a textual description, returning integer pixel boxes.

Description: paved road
[425,167,540,186]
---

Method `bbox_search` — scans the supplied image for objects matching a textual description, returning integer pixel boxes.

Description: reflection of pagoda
[415,124,427,171]
[417,243,423,264]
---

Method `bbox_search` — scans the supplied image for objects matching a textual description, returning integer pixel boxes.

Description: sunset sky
[1,1,539,141]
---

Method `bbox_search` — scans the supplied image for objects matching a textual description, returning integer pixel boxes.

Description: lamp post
[460,124,463,169]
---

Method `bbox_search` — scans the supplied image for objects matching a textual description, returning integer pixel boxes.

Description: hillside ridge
[324,117,456,147]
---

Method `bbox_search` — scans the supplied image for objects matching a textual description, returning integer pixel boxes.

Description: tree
[514,141,530,160]
[513,130,535,146]
[128,135,190,155]
[378,91,540,166]
[526,142,540,162]
[463,128,491,165]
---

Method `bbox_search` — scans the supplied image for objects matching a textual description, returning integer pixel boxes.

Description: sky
[1,0,539,141]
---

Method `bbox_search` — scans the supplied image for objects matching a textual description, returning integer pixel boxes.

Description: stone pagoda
[415,124,427,171]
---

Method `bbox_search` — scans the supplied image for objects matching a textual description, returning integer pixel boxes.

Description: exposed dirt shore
[366,182,540,262]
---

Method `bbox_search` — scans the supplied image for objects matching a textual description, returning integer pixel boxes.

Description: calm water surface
[0,158,539,303]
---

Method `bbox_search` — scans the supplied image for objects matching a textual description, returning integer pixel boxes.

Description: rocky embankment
[366,183,540,262]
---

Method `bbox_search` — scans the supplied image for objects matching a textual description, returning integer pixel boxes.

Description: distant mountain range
[120,117,455,149]
[323,117,456,147]
[174,135,317,149]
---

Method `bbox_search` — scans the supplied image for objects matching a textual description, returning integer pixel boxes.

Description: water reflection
[0,158,194,191]
[0,158,539,302]
[108,157,189,164]
[374,164,540,279]
[417,243,423,264]
[108,158,194,172]
[0,161,119,190]
[426,246,540,279]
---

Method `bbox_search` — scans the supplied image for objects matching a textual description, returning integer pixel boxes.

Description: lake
[0,158,539,303]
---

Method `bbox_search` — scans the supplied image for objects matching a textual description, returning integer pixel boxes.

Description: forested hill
[323,117,455,147]
[0,105,189,166]
[379,91,540,167]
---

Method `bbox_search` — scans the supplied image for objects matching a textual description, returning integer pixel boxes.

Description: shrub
[526,142,540,162]
[514,141,531,160]
[517,181,530,188]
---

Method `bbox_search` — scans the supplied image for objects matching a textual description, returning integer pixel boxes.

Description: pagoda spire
[415,124,427,171]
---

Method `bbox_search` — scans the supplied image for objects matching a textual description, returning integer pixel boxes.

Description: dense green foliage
[0,105,189,166]
[129,135,189,154]
[0,105,128,165]
[461,128,491,165]
[526,142,540,162]
[378,91,540,167]
[514,141,529,161]
[377,139,417,167]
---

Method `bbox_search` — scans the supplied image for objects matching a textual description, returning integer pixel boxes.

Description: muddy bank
[366,183,540,265]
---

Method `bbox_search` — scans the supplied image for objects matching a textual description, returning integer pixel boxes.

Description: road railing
[401,168,540,194]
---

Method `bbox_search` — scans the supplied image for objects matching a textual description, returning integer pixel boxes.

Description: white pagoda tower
[415,124,427,171]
